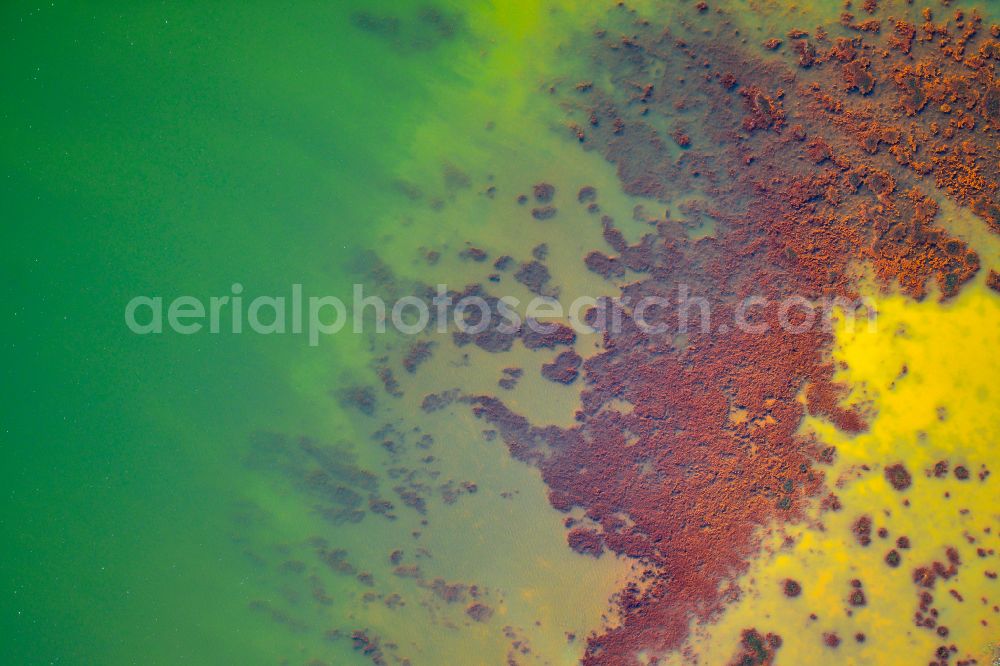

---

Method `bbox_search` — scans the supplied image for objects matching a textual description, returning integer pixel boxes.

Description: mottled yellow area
[673,277,1000,665]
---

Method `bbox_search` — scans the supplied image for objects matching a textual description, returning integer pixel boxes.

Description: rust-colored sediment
[465,2,999,663]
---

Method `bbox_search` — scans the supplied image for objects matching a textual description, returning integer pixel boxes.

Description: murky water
[3,0,998,664]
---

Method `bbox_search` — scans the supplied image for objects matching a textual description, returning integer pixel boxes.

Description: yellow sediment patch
[670,276,1000,665]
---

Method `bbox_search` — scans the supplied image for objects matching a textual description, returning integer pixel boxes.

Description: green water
[4,2,381,661]
[2,2,631,663]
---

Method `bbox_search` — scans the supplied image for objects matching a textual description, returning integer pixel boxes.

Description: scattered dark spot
[533,183,555,203]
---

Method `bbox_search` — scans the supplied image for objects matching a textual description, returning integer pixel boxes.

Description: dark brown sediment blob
[848,579,867,607]
[584,250,625,278]
[853,515,873,546]
[520,320,576,350]
[727,628,782,665]
[541,350,583,384]
[459,245,488,262]
[533,182,556,203]
[494,254,514,271]
[532,205,558,220]
[421,389,459,413]
[514,260,554,295]
[885,463,912,491]
[567,527,605,557]
[498,366,522,390]
[403,340,435,373]
[465,602,494,622]
[988,269,1000,292]
[338,386,377,416]
[350,628,383,661]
